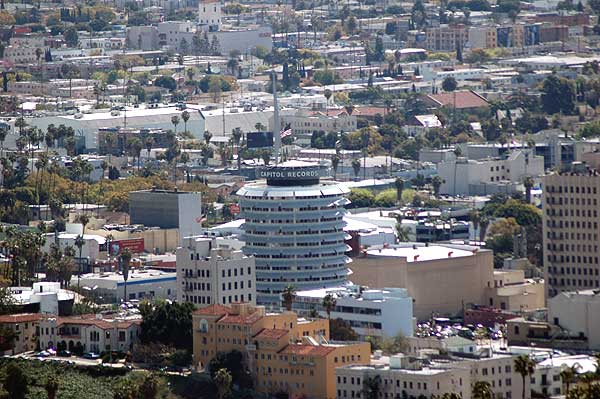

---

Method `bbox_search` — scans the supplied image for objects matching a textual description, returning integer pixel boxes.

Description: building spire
[272,70,281,163]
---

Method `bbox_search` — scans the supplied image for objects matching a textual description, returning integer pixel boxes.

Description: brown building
[539,25,569,43]
[533,12,591,26]
[349,244,544,320]
[193,303,370,399]
[542,165,600,297]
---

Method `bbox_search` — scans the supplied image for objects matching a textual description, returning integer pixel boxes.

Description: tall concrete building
[198,0,221,31]
[177,236,256,306]
[542,164,600,297]
[237,161,350,308]
[129,189,203,240]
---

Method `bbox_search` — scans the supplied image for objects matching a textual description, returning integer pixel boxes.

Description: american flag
[279,124,292,138]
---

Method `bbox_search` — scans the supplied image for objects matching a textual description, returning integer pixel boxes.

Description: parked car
[58,350,72,357]
[83,352,100,360]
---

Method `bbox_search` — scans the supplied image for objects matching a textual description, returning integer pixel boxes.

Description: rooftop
[365,245,476,262]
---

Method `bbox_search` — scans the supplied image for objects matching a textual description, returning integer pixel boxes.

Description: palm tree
[431,175,443,198]
[231,127,242,169]
[181,110,190,134]
[322,294,337,321]
[204,130,212,145]
[324,88,332,113]
[213,368,232,399]
[351,159,361,179]
[472,381,493,399]
[331,154,340,180]
[560,365,578,397]
[171,115,180,134]
[396,223,410,242]
[281,284,296,311]
[394,178,404,204]
[145,137,154,159]
[514,354,535,399]
[523,176,534,203]
[470,210,481,242]
[100,160,108,180]
[119,247,133,303]
[479,216,489,243]
[74,234,85,289]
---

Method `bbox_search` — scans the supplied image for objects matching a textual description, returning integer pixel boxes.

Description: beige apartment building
[0,313,41,355]
[192,303,370,399]
[426,25,468,51]
[350,244,544,320]
[542,165,600,297]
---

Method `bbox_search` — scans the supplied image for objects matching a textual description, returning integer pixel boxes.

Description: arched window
[199,319,209,333]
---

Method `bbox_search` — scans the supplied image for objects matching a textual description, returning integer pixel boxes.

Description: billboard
[247,131,274,149]
[110,238,145,255]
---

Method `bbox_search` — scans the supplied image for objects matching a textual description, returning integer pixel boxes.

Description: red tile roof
[426,90,489,109]
[193,304,231,316]
[254,328,289,340]
[55,315,141,330]
[219,311,263,325]
[0,313,42,324]
[279,344,337,356]
[352,106,387,117]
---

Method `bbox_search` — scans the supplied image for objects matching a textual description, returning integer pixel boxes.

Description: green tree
[442,76,458,92]
[139,300,195,349]
[3,362,28,399]
[472,380,493,399]
[63,26,79,47]
[363,375,381,399]
[514,354,535,399]
[541,75,575,115]
[329,318,359,341]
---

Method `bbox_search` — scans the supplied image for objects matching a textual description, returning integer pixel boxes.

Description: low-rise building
[0,313,41,355]
[192,303,370,398]
[293,284,414,339]
[74,269,177,303]
[177,236,256,306]
[548,289,600,350]
[38,314,141,354]
[279,108,357,147]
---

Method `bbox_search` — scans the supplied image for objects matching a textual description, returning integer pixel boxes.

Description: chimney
[414,255,420,261]
[448,251,453,257]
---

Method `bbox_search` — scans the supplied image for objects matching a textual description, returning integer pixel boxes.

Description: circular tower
[237,161,351,308]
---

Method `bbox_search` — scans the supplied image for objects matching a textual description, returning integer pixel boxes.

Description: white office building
[438,150,544,196]
[294,284,414,339]
[177,236,256,306]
